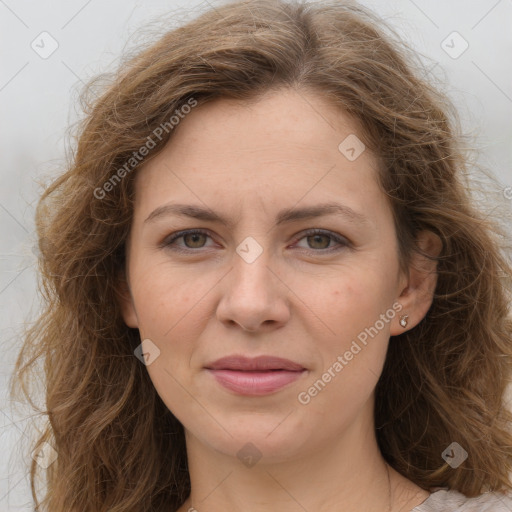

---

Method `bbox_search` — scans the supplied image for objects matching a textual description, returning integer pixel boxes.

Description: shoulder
[412,488,512,511]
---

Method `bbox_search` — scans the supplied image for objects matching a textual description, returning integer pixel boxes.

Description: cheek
[298,277,392,421]
[129,271,204,411]
[311,264,398,390]
[325,268,397,334]
[130,259,208,339]
[130,272,202,420]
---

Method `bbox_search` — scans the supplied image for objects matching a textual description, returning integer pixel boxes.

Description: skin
[118,87,442,512]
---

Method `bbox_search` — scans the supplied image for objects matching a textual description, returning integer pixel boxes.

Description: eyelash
[160,228,350,255]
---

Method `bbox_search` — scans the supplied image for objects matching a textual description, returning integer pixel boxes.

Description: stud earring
[399,315,409,328]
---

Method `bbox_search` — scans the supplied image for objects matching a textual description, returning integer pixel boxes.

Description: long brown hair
[11,0,512,510]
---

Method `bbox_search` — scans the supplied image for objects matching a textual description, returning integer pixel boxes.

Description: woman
[12,0,512,510]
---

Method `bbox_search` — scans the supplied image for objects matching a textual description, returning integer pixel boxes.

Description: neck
[177,405,420,512]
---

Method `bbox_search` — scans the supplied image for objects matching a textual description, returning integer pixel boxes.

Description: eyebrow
[144,201,369,228]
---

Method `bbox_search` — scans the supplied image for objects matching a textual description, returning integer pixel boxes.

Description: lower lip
[207,369,306,396]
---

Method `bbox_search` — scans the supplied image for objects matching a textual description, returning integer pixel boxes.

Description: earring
[399,315,409,328]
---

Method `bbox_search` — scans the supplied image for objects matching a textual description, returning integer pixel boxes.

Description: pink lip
[206,355,305,372]
[207,369,306,395]
[205,356,307,396]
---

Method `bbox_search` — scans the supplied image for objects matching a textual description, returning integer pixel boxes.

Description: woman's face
[120,87,426,463]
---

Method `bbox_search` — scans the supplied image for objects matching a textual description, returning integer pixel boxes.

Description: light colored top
[412,488,512,511]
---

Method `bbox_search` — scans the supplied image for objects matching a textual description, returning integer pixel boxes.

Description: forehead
[133,88,384,218]
[147,88,368,161]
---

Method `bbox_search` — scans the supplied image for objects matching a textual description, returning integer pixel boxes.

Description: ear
[115,269,139,329]
[390,230,443,335]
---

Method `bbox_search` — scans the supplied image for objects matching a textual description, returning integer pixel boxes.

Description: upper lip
[205,355,306,371]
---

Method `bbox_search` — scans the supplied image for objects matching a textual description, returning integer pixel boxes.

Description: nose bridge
[215,232,289,331]
[231,233,274,294]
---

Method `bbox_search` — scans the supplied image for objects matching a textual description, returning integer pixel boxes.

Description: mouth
[204,355,307,396]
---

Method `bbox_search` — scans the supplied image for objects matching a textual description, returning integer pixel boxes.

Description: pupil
[186,233,204,248]
[310,234,328,249]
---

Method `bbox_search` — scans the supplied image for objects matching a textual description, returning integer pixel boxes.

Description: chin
[190,413,315,464]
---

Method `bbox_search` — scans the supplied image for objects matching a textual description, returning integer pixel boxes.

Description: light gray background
[1,0,511,509]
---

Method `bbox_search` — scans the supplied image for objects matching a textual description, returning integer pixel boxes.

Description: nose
[216,248,290,333]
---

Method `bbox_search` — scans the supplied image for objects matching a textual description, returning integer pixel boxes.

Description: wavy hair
[11,0,512,510]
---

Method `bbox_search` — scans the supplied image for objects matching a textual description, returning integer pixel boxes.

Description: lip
[206,355,306,372]
[205,356,307,396]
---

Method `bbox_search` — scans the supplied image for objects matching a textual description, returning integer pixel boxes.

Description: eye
[161,229,214,252]
[293,229,350,253]
[161,228,350,254]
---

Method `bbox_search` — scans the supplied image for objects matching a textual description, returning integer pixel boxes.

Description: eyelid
[159,228,218,251]
[293,229,351,251]
[160,228,351,253]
